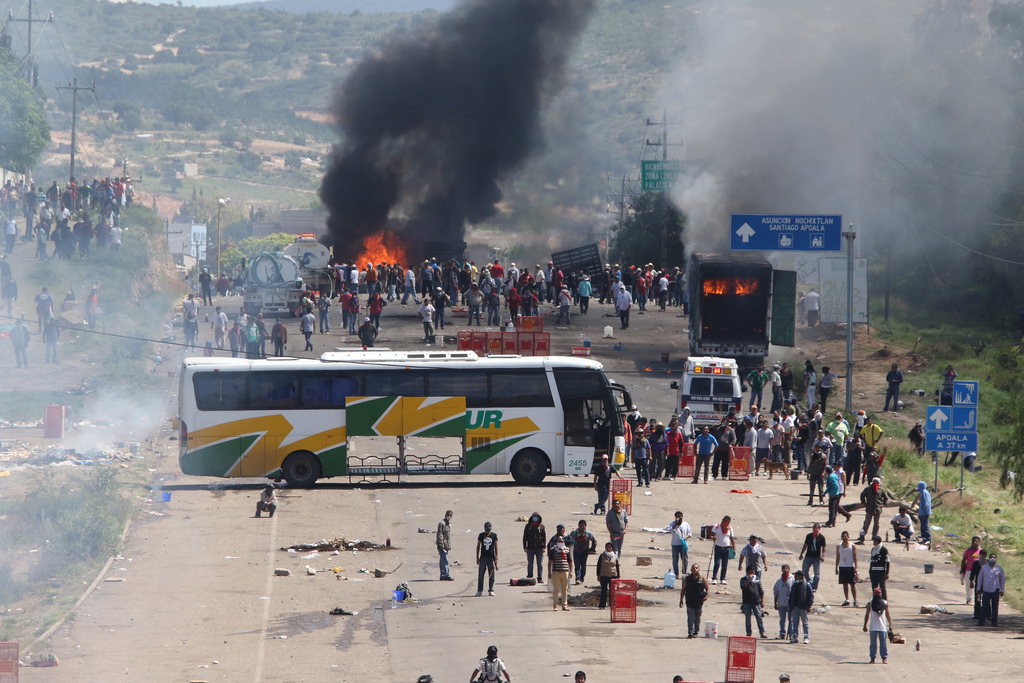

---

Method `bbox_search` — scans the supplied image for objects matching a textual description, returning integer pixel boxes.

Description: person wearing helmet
[471,645,511,683]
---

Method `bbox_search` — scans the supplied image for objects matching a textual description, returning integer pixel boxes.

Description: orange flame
[734,278,759,295]
[353,231,408,269]
[703,278,728,296]
[703,277,760,296]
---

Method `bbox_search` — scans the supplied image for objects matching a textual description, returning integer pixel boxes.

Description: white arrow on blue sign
[926,406,950,430]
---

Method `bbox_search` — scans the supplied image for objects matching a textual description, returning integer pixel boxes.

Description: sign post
[925,380,979,490]
[843,229,855,412]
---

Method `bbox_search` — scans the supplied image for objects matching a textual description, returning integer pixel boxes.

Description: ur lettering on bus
[467,410,503,430]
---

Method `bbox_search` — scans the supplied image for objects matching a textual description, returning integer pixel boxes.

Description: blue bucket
[161,491,171,502]
[393,589,405,602]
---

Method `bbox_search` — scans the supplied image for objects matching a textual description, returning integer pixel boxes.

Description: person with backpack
[470,645,511,683]
[863,587,892,663]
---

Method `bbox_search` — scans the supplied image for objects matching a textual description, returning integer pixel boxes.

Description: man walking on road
[680,563,709,638]
[788,569,815,643]
[548,538,573,611]
[592,453,621,515]
[476,521,498,596]
[692,426,718,484]
[977,552,1005,627]
[858,478,888,544]
[606,498,628,556]
[773,564,795,640]
[437,510,453,581]
[740,564,768,638]
[799,523,827,592]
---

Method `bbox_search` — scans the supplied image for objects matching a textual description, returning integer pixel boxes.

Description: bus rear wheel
[281,451,321,488]
[510,449,548,485]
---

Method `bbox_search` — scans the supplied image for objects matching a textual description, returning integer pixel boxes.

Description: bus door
[554,370,616,475]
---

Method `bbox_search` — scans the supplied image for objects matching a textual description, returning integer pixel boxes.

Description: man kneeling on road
[255,484,277,518]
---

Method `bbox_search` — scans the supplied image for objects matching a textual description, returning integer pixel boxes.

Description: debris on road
[281,537,393,552]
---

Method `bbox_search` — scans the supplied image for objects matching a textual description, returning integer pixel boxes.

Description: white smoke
[660,0,1019,255]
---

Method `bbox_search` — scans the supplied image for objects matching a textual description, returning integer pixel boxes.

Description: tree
[284,150,303,170]
[610,191,685,269]
[237,151,261,172]
[0,49,50,173]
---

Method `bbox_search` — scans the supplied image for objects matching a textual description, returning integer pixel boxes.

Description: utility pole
[605,175,634,266]
[644,109,683,268]
[57,78,95,183]
[843,227,856,412]
[7,2,53,85]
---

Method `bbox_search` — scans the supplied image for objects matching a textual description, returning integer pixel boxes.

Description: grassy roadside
[0,205,178,642]
[855,297,1024,611]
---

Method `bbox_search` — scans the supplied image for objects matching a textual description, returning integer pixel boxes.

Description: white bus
[177,351,631,486]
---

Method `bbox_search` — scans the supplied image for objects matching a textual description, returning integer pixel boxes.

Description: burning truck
[686,252,796,371]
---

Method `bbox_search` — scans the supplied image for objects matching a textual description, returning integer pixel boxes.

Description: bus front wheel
[510,449,548,485]
[281,451,321,488]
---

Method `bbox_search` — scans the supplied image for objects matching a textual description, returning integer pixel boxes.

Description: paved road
[20,296,1018,682]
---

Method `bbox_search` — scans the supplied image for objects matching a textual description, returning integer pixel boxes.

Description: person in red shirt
[368,290,386,331]
[507,287,521,324]
[637,275,648,311]
[666,420,685,481]
[490,260,504,279]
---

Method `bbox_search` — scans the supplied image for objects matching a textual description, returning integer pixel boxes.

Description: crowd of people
[324,257,689,339]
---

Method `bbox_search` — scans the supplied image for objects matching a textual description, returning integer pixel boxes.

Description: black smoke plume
[319,0,595,262]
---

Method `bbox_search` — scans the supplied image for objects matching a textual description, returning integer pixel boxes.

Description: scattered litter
[642,528,670,534]
[644,491,653,496]
[282,538,393,552]
[944,534,959,537]
[104,578,125,583]
[274,569,291,577]
[479,631,495,634]
[514,516,529,522]
[306,566,317,576]
[810,605,831,614]
[301,553,320,559]
[372,562,404,578]
[775,551,794,555]
[648,546,663,551]
[225,556,239,560]
[931,526,942,531]
[418,528,433,533]
[330,607,357,616]
[920,605,953,614]
[729,489,753,494]
[913,584,926,589]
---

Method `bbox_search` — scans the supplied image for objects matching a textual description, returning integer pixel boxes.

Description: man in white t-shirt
[891,507,915,546]
[615,287,633,330]
[804,289,820,327]
[418,301,435,340]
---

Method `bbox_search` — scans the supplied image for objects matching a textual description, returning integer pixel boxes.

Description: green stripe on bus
[346,396,400,436]
[466,435,530,472]
[319,443,348,478]
[180,435,261,476]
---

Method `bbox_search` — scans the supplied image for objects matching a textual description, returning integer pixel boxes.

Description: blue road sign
[953,381,979,407]
[926,431,978,452]
[730,214,842,251]
[952,407,977,432]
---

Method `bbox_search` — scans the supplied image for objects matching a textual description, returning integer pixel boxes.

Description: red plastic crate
[611,478,632,514]
[471,331,488,355]
[729,446,752,481]
[457,330,473,351]
[501,333,518,354]
[610,579,637,623]
[0,642,18,683]
[519,315,543,332]
[533,332,550,356]
[725,636,757,683]
[486,332,503,355]
[517,332,535,356]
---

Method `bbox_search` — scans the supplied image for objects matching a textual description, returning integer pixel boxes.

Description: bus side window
[301,374,360,408]
[194,372,248,411]
[489,371,553,407]
[552,369,607,401]
[427,370,488,407]
[249,372,299,411]
[365,371,426,397]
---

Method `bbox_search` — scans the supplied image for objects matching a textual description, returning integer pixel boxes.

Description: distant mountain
[228,0,455,13]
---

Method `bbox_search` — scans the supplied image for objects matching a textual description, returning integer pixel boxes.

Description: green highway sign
[642,160,681,191]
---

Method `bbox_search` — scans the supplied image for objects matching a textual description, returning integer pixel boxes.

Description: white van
[670,356,743,427]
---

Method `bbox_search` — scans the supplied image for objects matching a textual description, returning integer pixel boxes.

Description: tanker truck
[243,234,335,316]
